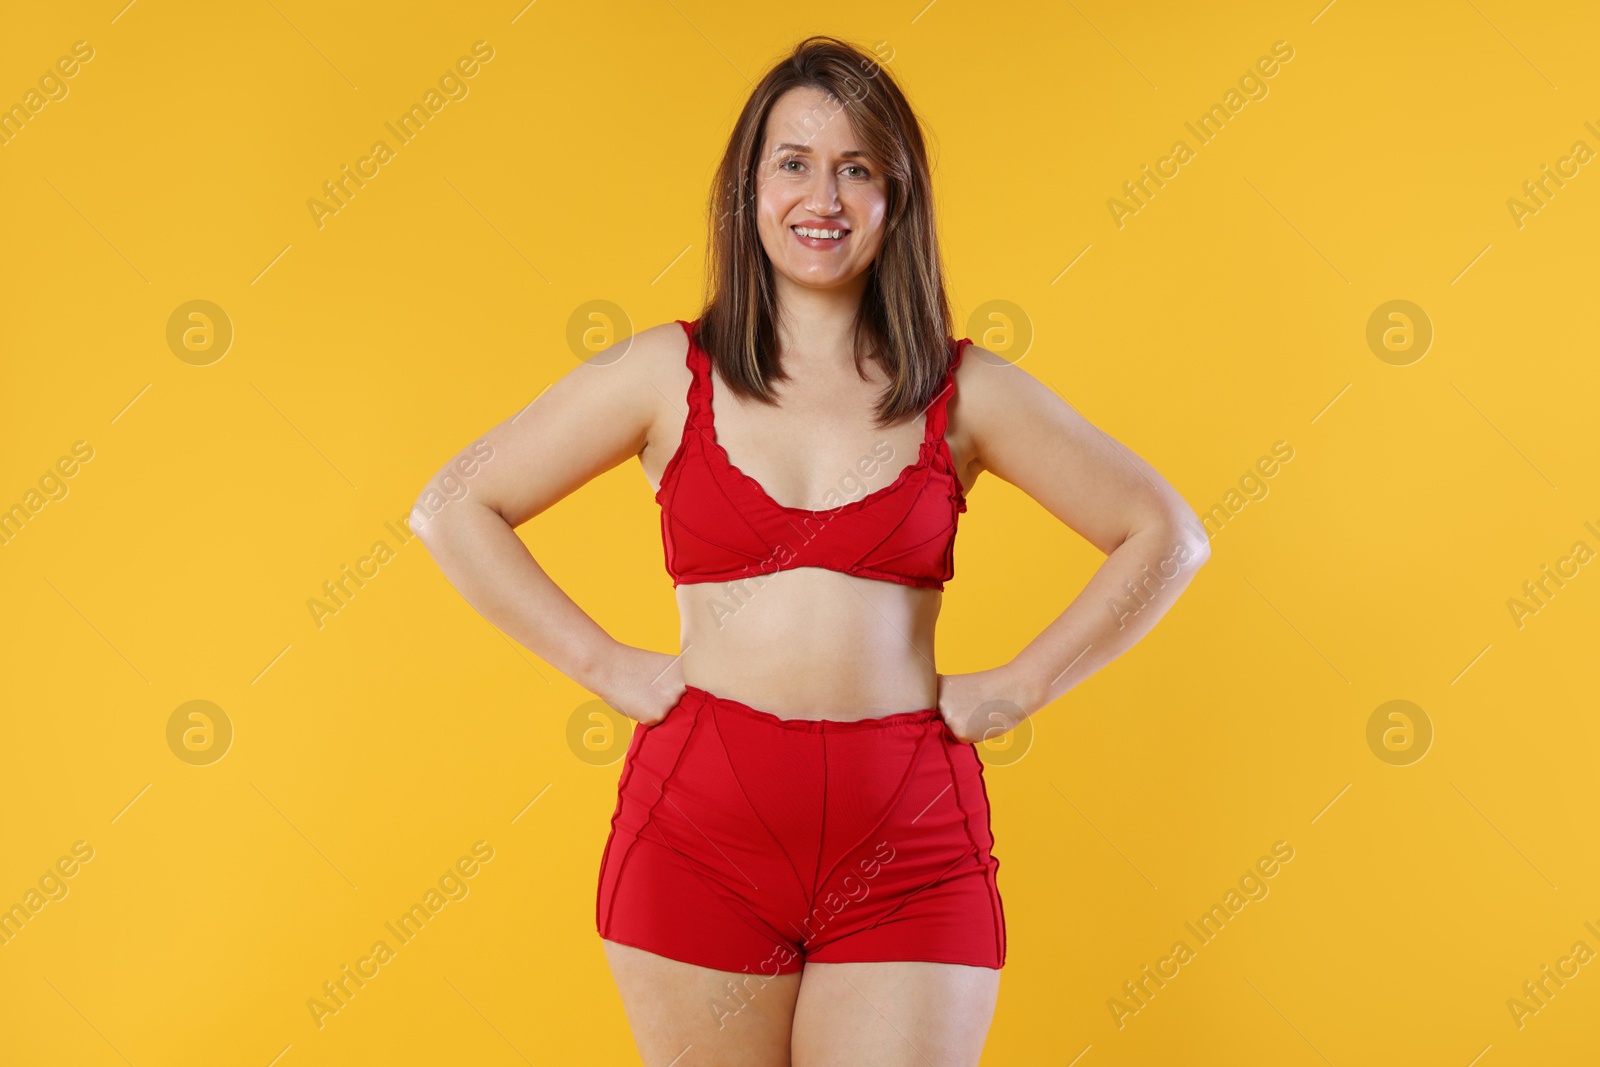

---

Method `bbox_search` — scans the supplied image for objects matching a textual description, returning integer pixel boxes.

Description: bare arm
[409,323,685,719]
[940,349,1211,739]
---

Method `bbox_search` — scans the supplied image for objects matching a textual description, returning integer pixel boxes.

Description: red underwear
[596,685,1006,975]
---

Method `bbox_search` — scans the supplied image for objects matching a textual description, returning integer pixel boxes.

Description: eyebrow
[770,142,868,159]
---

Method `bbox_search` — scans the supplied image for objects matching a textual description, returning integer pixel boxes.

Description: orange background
[1,1,1596,1063]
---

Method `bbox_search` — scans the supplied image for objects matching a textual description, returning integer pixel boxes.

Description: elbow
[409,465,464,542]
[410,483,504,544]
[1122,505,1209,566]
[408,495,438,543]
[409,476,450,543]
[1165,507,1211,567]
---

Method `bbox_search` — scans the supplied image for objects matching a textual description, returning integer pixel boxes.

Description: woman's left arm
[938,348,1212,744]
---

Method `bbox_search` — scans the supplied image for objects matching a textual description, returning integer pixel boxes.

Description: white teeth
[793,226,845,239]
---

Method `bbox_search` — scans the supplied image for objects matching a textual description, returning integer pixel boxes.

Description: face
[753,85,889,295]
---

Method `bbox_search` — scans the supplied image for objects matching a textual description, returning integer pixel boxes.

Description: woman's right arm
[409,322,686,722]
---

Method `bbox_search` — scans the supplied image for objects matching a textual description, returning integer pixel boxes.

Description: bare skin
[414,85,1209,1065]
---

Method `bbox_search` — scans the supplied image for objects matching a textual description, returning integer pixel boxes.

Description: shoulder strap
[924,337,969,441]
[677,319,711,422]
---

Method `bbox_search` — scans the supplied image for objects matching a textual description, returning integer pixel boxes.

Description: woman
[414,35,1208,1067]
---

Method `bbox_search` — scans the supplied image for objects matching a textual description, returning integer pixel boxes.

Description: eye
[844,164,870,178]
[779,157,804,172]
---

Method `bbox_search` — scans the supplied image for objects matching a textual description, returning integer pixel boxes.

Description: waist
[675,684,944,730]
[676,571,940,719]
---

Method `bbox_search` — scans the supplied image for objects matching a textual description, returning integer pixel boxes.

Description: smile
[791,225,849,246]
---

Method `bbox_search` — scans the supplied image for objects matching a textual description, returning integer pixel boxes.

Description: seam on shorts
[939,735,1004,966]
[810,728,829,904]
[597,723,657,933]
[808,728,936,911]
[857,847,979,939]
[599,707,701,935]
[631,812,800,960]
[604,710,800,960]
[706,704,814,904]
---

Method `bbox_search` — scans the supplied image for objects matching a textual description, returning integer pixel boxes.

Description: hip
[605,684,999,894]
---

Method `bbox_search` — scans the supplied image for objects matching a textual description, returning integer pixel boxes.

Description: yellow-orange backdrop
[2,1,1596,1064]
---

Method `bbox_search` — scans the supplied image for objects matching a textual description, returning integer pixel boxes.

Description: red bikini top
[656,318,970,590]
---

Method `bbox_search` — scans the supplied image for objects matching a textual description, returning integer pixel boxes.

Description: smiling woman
[413,31,1208,1067]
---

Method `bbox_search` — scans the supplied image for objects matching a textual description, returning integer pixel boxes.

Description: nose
[803,168,842,215]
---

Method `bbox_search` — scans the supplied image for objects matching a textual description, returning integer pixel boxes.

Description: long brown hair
[694,35,954,429]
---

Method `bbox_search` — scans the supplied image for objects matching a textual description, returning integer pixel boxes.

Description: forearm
[1009,516,1210,711]
[413,501,619,689]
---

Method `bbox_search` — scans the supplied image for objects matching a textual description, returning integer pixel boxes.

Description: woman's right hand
[591,642,686,726]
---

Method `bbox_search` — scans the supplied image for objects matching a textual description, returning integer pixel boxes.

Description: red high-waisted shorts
[596,684,1006,976]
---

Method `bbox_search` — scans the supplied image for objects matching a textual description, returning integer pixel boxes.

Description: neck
[772,274,870,372]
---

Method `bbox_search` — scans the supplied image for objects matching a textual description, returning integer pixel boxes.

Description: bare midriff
[674,570,942,720]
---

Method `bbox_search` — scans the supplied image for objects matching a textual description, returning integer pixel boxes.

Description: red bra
[656,318,970,590]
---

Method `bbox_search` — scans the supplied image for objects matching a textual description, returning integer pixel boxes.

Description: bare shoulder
[947,345,1195,556]
[579,318,690,384]
[560,317,696,467]
[944,343,1048,479]
[619,320,694,470]
[413,319,692,530]
[949,344,1076,425]
[622,318,693,407]
[556,317,693,439]
[618,318,692,367]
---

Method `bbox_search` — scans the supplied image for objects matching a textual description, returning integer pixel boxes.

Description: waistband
[680,684,944,733]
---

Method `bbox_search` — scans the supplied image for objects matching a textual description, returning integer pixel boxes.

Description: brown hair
[694,35,954,428]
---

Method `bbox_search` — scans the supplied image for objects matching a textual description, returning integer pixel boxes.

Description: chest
[709,378,930,511]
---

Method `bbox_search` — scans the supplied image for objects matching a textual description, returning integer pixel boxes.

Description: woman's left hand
[936,663,1041,745]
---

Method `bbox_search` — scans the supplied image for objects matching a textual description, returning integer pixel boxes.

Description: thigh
[790,959,1000,1066]
[602,938,801,1067]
